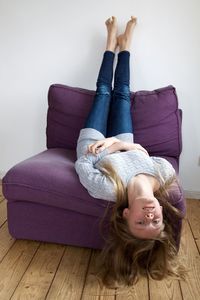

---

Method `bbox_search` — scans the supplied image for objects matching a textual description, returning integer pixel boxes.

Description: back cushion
[46,84,182,157]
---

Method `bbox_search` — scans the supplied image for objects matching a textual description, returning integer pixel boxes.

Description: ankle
[118,35,131,52]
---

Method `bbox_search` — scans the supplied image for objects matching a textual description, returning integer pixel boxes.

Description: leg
[84,17,118,136]
[107,17,137,137]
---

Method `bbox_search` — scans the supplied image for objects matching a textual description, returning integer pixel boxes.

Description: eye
[153,219,160,224]
[137,221,145,225]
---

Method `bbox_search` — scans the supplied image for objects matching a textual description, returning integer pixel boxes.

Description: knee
[114,84,130,94]
[113,85,130,99]
[96,84,111,96]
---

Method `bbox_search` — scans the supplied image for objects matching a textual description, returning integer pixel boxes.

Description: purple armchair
[2,84,186,249]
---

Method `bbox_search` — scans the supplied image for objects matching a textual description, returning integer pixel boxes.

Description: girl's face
[123,196,164,239]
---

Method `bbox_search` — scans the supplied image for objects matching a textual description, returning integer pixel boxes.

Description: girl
[75,16,184,286]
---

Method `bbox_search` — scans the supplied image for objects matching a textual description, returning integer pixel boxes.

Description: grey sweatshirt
[75,128,175,202]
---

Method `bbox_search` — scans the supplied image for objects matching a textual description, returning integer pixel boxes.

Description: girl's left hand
[88,137,120,155]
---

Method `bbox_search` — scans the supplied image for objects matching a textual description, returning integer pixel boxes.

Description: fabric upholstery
[47,84,182,158]
[2,84,185,249]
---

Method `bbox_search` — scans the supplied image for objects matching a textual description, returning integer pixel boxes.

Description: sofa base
[7,200,106,249]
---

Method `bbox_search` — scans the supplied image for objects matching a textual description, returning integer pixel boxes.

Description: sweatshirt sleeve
[75,149,116,201]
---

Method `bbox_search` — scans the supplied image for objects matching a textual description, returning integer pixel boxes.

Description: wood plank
[149,278,182,300]
[0,184,5,202]
[11,242,65,300]
[0,240,39,300]
[81,250,116,300]
[0,222,15,261]
[46,246,91,300]
[186,199,200,251]
[179,220,200,300]
[0,199,7,226]
[115,276,149,300]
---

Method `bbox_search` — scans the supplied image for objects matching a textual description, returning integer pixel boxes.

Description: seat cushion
[3,149,185,218]
[2,149,111,217]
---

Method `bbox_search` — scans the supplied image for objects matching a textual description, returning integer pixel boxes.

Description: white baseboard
[0,171,6,180]
[184,190,200,200]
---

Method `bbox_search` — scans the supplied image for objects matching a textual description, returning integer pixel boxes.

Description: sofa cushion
[3,149,111,217]
[131,87,182,157]
[3,148,184,219]
[47,84,182,158]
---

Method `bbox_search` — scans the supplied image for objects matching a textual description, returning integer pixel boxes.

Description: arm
[88,137,149,156]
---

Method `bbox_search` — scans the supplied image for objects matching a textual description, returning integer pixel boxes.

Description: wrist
[107,141,125,154]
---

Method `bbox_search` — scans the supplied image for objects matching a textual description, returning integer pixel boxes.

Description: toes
[130,16,137,24]
[106,17,112,25]
[131,16,137,21]
[111,16,117,24]
[124,16,137,33]
[105,17,111,25]
[105,16,117,26]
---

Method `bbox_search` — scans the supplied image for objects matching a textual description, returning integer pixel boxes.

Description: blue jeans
[84,51,133,136]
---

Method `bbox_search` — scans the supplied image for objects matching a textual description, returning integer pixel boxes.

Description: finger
[88,142,98,154]
[95,145,105,153]
[90,145,97,154]
[88,144,94,153]
[91,143,102,154]
[88,143,98,154]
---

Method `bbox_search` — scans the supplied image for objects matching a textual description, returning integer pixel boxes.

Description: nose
[145,213,154,220]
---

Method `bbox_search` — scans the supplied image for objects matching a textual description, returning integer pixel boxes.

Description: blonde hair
[97,163,185,287]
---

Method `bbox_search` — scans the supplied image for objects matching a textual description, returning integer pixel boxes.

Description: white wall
[0,0,200,197]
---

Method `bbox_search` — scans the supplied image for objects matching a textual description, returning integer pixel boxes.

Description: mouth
[143,206,155,211]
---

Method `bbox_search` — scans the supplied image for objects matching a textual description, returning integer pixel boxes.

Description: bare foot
[117,16,137,51]
[105,16,118,52]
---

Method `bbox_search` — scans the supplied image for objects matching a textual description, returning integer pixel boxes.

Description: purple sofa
[2,84,186,249]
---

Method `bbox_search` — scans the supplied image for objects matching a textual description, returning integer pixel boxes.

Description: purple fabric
[2,84,186,249]
[7,201,104,249]
[47,84,182,158]
[3,149,110,216]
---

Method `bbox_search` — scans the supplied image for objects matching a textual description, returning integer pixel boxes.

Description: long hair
[97,162,185,287]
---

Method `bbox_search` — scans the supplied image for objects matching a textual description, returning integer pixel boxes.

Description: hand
[88,137,120,155]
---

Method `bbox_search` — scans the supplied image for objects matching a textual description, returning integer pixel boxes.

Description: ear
[123,208,129,219]
[160,205,163,211]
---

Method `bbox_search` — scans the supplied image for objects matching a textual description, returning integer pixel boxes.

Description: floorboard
[0,182,199,300]
[0,199,7,225]
[179,219,200,300]
[0,222,15,262]
[149,277,182,300]
[81,250,116,300]
[0,240,39,300]
[186,199,200,252]
[115,277,149,300]
[11,242,66,300]
[46,246,92,300]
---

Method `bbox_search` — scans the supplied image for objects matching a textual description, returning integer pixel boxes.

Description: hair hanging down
[97,163,186,287]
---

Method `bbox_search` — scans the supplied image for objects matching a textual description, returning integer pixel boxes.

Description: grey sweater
[75,128,175,202]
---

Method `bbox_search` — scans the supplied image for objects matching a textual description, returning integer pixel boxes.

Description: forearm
[107,141,128,154]
[107,141,148,155]
[88,137,148,156]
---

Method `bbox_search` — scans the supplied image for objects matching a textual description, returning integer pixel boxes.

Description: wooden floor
[0,183,200,300]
